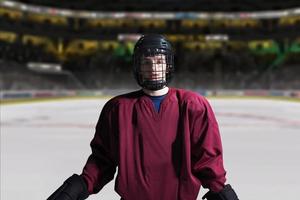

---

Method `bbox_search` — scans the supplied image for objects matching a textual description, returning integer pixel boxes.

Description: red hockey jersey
[81,88,226,200]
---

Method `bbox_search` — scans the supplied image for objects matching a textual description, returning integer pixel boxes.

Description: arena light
[0,0,14,7]
[1,0,300,20]
[118,34,142,42]
[27,62,62,73]
[205,34,229,41]
[294,8,300,14]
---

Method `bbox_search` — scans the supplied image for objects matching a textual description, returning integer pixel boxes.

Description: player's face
[140,54,166,81]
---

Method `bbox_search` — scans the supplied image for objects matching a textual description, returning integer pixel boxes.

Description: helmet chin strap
[143,86,169,96]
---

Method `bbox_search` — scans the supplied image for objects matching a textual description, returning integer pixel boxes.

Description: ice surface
[1,98,300,200]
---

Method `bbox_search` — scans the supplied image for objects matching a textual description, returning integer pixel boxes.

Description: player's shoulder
[103,89,143,109]
[172,88,207,104]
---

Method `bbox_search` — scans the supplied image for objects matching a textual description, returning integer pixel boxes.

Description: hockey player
[47,34,239,200]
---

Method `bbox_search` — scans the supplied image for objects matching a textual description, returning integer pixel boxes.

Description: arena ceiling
[12,0,300,12]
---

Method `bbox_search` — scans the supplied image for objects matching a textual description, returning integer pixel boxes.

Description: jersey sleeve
[189,96,226,192]
[80,101,118,194]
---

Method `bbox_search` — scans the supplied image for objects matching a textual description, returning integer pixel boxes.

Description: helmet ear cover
[133,34,174,90]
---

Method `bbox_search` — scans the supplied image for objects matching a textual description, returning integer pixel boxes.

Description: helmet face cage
[134,47,174,91]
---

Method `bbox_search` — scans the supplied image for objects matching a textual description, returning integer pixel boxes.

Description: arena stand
[0,1,300,101]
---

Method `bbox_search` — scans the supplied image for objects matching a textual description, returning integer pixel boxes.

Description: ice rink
[1,96,300,200]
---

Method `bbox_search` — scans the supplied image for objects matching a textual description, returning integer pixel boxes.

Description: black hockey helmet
[133,34,174,90]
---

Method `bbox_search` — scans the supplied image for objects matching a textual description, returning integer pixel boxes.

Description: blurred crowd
[1,2,300,91]
[1,43,299,90]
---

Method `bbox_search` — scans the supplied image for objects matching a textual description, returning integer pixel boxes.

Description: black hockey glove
[202,184,239,200]
[47,174,89,200]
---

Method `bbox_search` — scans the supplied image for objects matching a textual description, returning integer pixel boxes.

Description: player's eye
[156,59,164,64]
